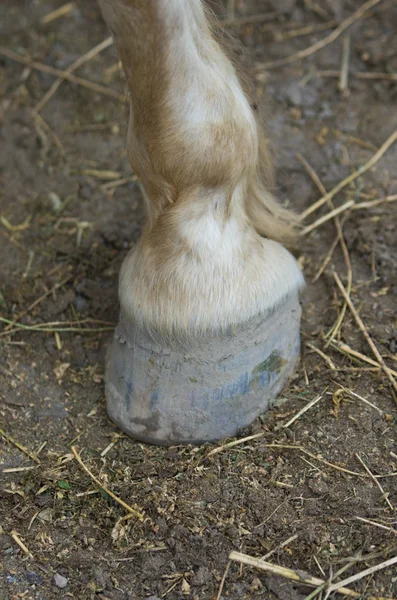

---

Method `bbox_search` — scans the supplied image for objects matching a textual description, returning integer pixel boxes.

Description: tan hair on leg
[100,0,303,336]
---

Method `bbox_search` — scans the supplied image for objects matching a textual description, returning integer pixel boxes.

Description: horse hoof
[105,293,301,446]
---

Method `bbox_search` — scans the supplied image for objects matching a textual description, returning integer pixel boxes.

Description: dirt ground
[1,1,397,598]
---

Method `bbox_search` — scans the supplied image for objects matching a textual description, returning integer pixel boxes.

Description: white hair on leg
[99,0,304,337]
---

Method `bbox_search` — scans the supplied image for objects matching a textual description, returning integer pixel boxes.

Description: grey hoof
[105,293,301,445]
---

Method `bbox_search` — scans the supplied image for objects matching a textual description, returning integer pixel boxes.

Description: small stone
[250,577,263,592]
[25,571,44,585]
[54,573,68,588]
[308,478,329,495]
[286,82,303,106]
[48,192,62,214]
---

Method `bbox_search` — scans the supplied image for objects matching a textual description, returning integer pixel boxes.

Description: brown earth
[1,1,397,599]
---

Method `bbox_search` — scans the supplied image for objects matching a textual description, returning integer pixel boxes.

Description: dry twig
[325,367,383,374]
[71,446,144,521]
[1,275,72,334]
[339,34,351,95]
[261,534,298,561]
[297,153,352,344]
[327,555,397,594]
[306,343,336,370]
[255,0,384,70]
[0,47,124,101]
[318,70,397,82]
[355,454,394,511]
[0,317,113,334]
[342,388,384,415]
[41,2,74,24]
[206,432,264,457]
[282,394,324,428]
[263,443,365,477]
[229,551,394,599]
[300,200,354,236]
[35,37,113,113]
[312,229,343,282]
[208,439,396,478]
[300,128,397,220]
[263,444,397,478]
[100,434,124,458]
[216,560,231,600]
[274,20,338,42]
[3,466,37,473]
[10,530,34,559]
[34,112,64,154]
[303,560,360,600]
[0,428,40,464]
[333,272,397,398]
[331,340,397,378]
[353,194,397,209]
[355,516,397,535]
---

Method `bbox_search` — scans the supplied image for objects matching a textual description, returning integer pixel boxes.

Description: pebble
[308,479,329,495]
[54,573,68,588]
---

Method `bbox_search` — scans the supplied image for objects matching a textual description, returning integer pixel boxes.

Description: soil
[1,1,397,599]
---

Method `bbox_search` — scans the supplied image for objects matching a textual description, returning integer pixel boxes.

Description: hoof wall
[105,294,301,445]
